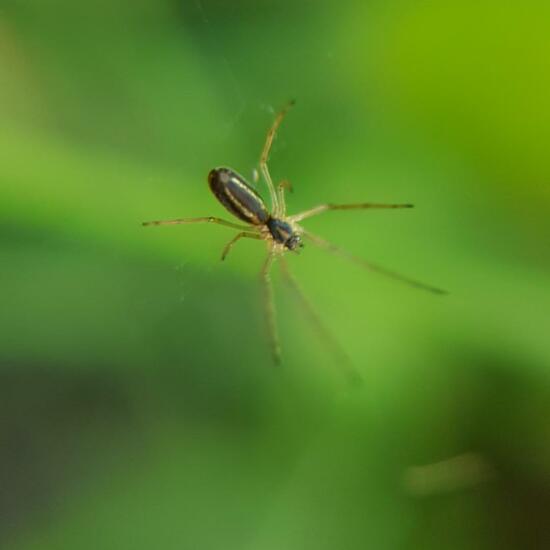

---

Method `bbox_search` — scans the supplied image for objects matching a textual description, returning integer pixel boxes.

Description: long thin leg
[303,230,448,295]
[279,256,362,384]
[221,231,262,261]
[260,100,295,215]
[142,216,256,232]
[260,249,281,365]
[290,202,413,223]
[276,180,292,217]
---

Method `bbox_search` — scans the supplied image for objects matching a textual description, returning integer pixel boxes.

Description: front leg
[260,250,281,364]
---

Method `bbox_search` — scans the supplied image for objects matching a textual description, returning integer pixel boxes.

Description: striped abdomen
[208,167,270,225]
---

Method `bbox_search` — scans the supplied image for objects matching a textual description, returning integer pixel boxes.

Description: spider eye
[286,235,302,251]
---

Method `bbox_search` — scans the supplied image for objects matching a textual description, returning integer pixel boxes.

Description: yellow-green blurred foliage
[1,1,549,549]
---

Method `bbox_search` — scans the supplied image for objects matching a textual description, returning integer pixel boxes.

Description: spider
[143,101,445,369]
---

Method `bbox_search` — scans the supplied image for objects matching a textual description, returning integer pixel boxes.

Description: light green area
[1,1,549,549]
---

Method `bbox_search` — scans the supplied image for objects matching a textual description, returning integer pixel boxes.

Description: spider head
[266,218,303,252]
[285,233,303,252]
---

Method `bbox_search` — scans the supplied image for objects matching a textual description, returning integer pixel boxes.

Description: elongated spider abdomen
[208,167,269,225]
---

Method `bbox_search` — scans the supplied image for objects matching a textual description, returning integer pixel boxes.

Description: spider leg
[276,179,292,217]
[260,248,281,365]
[260,100,295,215]
[303,230,448,295]
[221,231,262,261]
[142,216,256,232]
[279,256,362,384]
[289,202,413,223]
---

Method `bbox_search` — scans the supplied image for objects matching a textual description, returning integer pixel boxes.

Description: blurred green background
[1,1,550,548]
